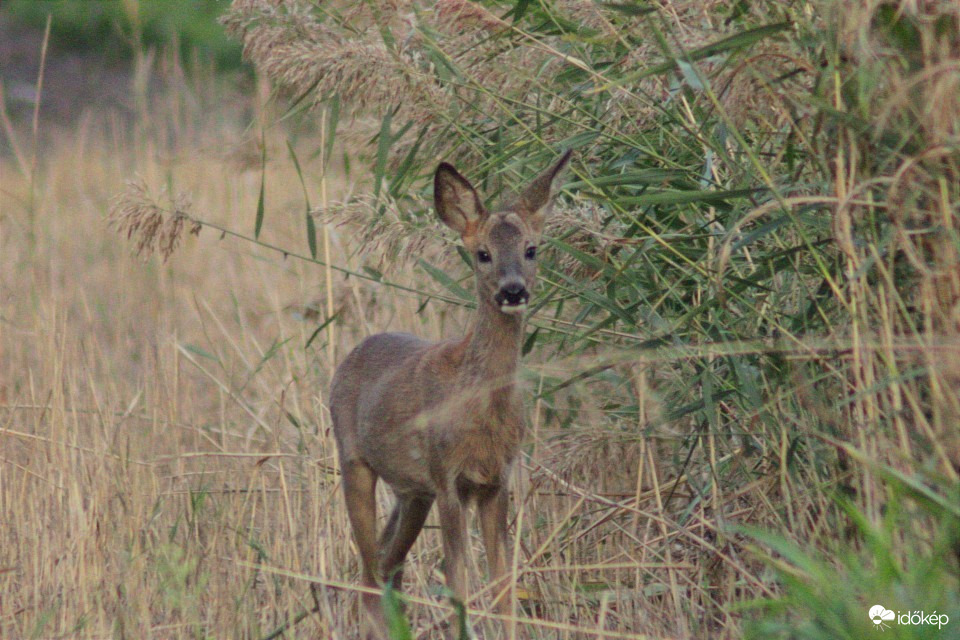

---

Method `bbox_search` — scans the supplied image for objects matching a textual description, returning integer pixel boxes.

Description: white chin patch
[499,303,528,315]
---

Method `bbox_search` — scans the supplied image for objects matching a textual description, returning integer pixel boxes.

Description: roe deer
[330,150,571,637]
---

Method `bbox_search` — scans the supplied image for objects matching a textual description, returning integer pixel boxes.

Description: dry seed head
[312,195,454,271]
[545,201,628,278]
[222,0,449,121]
[435,0,509,33]
[719,47,815,131]
[109,178,201,262]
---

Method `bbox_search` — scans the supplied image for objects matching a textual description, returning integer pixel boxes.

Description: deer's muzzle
[495,281,529,313]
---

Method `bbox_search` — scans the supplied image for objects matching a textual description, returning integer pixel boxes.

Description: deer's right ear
[434,163,485,236]
[516,149,572,232]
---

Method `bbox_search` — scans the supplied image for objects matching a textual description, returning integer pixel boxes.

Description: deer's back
[330,331,428,442]
[330,331,447,495]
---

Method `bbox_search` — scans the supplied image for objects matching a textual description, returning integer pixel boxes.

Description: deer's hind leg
[380,495,433,590]
[342,460,385,636]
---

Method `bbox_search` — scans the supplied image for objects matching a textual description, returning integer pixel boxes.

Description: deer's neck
[461,299,524,387]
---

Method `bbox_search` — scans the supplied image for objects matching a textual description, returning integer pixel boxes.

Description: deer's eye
[525,246,537,260]
[477,249,492,263]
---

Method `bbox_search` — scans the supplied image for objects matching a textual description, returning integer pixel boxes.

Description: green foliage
[742,474,960,640]
[381,582,415,640]
[5,0,243,68]
[222,0,960,633]
[153,542,210,638]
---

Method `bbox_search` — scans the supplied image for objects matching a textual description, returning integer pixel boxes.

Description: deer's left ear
[435,162,486,237]
[517,149,572,232]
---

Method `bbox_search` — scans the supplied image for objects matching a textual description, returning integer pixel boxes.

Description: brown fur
[330,151,571,637]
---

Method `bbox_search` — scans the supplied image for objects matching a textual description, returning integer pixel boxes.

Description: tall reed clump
[115,0,957,636]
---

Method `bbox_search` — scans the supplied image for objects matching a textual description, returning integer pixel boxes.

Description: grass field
[1,1,958,639]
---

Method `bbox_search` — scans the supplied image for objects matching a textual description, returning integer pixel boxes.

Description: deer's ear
[434,163,486,236]
[517,149,572,231]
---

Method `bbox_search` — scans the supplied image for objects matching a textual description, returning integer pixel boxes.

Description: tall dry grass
[2,47,368,639]
[2,1,959,639]
[1,35,679,640]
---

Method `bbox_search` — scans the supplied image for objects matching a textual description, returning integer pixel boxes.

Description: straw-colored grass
[2,1,958,639]
[0,50,692,640]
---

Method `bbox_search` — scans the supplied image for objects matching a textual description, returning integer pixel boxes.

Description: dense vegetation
[219,0,960,636]
[1,1,956,638]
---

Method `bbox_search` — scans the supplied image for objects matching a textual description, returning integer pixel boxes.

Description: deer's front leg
[478,486,511,615]
[436,489,468,604]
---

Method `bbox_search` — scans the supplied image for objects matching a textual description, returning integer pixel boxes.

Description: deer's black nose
[499,282,528,305]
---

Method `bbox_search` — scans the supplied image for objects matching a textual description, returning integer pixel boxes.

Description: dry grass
[0,47,780,640]
[0,117,695,640]
[3,1,959,639]
[1,56,368,638]
[0,51,697,640]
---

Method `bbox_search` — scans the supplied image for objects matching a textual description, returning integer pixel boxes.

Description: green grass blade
[373,109,393,204]
[254,135,266,240]
[286,139,316,259]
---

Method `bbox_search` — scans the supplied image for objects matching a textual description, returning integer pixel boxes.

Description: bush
[5,0,243,68]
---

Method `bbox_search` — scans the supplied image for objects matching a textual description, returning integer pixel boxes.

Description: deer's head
[434,151,571,315]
